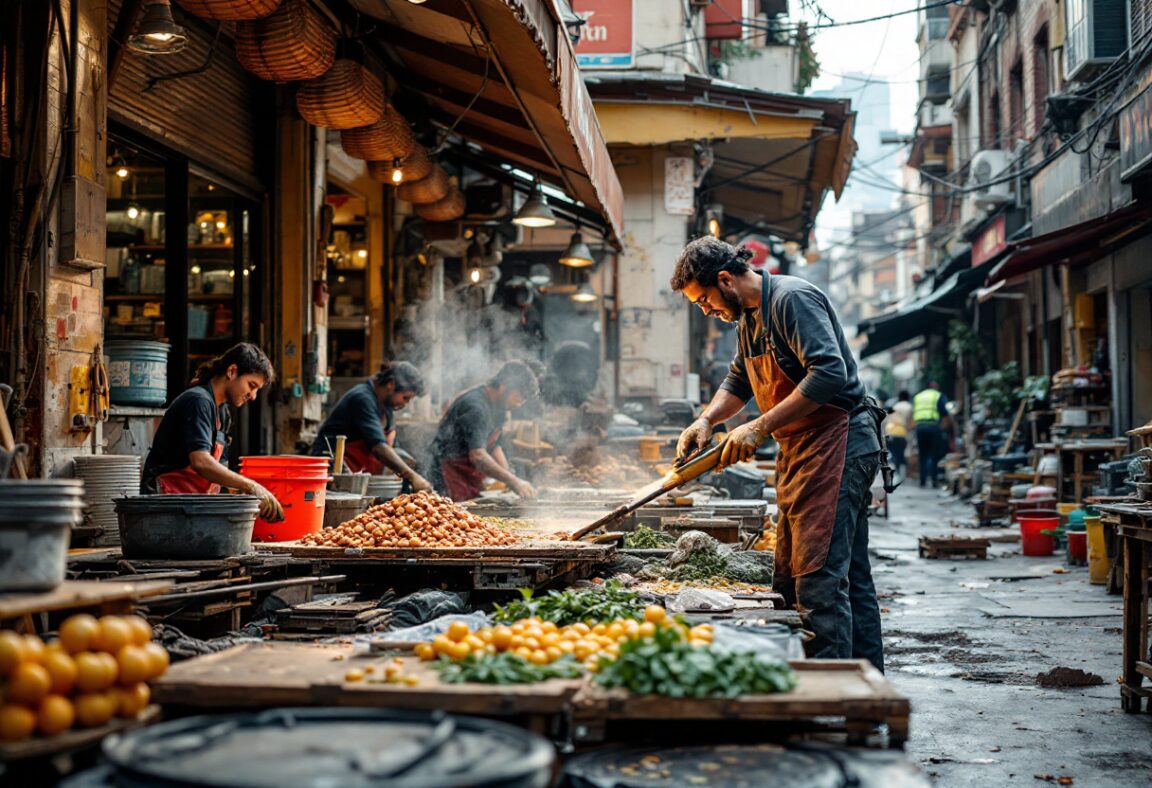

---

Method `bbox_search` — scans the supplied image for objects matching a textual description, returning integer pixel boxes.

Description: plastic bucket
[240,456,331,542]
[1019,511,1059,557]
[1086,515,1108,584]
[116,494,260,559]
[0,480,85,591]
[1067,530,1088,564]
[105,340,170,407]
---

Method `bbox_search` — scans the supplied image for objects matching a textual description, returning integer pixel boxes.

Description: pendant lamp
[128,1,188,54]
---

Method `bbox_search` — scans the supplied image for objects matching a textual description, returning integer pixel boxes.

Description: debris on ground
[1035,668,1105,688]
[1033,774,1074,785]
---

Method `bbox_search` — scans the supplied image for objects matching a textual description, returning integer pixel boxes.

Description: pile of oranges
[0,614,170,743]
[414,605,713,673]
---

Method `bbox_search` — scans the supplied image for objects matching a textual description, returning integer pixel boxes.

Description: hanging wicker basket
[296,59,385,129]
[340,105,417,160]
[174,0,282,21]
[368,146,433,184]
[235,0,335,83]
[415,189,466,222]
[397,167,451,205]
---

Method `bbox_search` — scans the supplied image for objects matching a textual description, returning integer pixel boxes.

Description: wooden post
[1060,264,1078,368]
[1000,398,1027,456]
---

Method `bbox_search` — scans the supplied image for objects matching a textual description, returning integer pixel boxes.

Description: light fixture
[570,282,598,303]
[559,231,594,268]
[407,0,428,3]
[390,158,403,185]
[357,249,368,259]
[512,182,557,228]
[528,263,552,287]
[115,165,129,179]
[469,268,482,284]
[126,204,141,220]
[337,275,346,283]
[242,268,250,277]
[228,269,235,279]
[190,264,201,275]
[127,1,188,55]
[215,218,227,230]
[708,217,721,237]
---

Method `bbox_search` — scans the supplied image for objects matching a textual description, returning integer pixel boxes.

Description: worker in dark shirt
[311,362,431,491]
[671,237,885,671]
[141,343,284,522]
[428,361,539,501]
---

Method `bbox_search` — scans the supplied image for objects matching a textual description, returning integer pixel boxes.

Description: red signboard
[706,0,748,40]
[572,0,634,69]
[972,215,1007,267]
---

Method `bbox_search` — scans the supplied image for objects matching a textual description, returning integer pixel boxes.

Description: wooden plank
[257,540,615,562]
[0,705,160,762]
[0,580,172,619]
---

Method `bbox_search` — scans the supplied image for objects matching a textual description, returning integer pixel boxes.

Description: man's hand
[719,418,768,468]
[510,478,538,500]
[246,480,285,522]
[677,417,713,460]
[407,473,433,493]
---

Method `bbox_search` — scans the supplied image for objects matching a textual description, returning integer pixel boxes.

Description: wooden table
[1034,439,1130,502]
[1097,503,1152,712]
[0,579,172,632]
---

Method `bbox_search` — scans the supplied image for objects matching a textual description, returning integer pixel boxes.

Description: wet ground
[874,484,1152,786]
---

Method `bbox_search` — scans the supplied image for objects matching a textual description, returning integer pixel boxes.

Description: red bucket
[1019,511,1058,557]
[1067,530,1088,562]
[240,455,331,542]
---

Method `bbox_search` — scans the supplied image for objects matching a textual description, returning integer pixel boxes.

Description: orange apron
[440,427,502,501]
[342,426,396,475]
[747,277,850,582]
[157,414,225,494]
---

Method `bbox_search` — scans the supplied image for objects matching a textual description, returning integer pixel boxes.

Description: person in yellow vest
[913,382,949,488]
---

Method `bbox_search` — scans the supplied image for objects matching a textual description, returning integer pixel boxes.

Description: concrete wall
[632,0,704,74]
[726,46,797,94]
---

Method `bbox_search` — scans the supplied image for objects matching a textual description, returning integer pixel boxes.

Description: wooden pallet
[274,596,391,635]
[257,540,616,562]
[918,536,990,560]
[0,580,172,631]
[0,706,161,763]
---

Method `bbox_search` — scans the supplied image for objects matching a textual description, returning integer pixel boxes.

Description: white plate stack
[366,473,404,501]
[74,454,142,546]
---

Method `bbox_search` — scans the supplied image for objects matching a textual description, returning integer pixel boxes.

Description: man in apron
[672,237,885,671]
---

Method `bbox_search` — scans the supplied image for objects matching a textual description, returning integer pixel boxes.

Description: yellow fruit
[0,704,37,742]
[432,635,455,656]
[446,621,471,643]
[344,669,365,682]
[514,646,533,660]
[58,615,99,654]
[43,650,78,695]
[124,616,153,647]
[96,652,120,686]
[73,692,116,728]
[464,635,486,652]
[449,641,471,661]
[37,695,75,736]
[141,643,170,679]
[528,650,549,665]
[583,658,601,673]
[8,662,52,705]
[115,683,150,718]
[414,643,435,661]
[638,622,656,638]
[572,623,591,636]
[605,623,623,640]
[74,652,110,692]
[402,675,419,686]
[541,621,558,634]
[116,645,150,686]
[0,631,27,676]
[491,627,513,651]
[22,636,46,664]
[592,624,606,636]
[644,605,667,624]
[544,646,563,663]
[94,617,132,655]
[558,641,575,654]
[541,633,560,648]
[509,635,525,650]
[477,629,494,644]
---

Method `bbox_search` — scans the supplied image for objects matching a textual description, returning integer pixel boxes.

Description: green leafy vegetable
[492,581,645,626]
[624,525,677,549]
[434,652,584,684]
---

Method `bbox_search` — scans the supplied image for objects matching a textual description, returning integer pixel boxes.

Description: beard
[708,284,745,323]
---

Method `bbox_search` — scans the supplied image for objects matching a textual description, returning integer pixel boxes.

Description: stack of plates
[365,473,404,501]
[74,454,142,546]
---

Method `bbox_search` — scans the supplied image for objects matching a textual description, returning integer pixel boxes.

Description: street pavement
[873,484,1152,786]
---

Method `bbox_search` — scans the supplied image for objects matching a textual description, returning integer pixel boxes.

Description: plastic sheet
[371,612,491,644]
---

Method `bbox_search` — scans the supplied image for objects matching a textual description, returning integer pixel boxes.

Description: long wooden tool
[569,441,726,541]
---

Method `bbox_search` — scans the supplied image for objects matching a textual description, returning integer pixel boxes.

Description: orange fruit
[413,643,435,661]
[43,650,78,695]
[115,683,150,718]
[141,643,169,680]
[0,704,37,742]
[73,692,116,728]
[8,662,52,705]
[22,635,46,664]
[124,616,153,647]
[638,622,656,638]
[75,652,112,692]
[344,669,365,682]
[431,635,454,656]
[446,621,470,643]
[491,626,513,651]
[643,605,667,624]
[449,641,471,661]
[116,645,150,686]
[0,631,26,676]
[93,617,131,654]
[37,695,76,736]
[58,614,99,654]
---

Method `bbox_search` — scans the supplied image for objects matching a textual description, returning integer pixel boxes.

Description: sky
[795,1,922,249]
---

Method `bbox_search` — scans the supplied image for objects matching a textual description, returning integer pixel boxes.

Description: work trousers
[776,451,884,672]
[887,436,907,477]
[916,422,943,487]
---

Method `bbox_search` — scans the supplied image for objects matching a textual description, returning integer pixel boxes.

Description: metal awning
[349,0,624,245]
[584,73,856,243]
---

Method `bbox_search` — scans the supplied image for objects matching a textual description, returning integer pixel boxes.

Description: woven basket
[397,167,451,205]
[340,105,417,160]
[174,0,282,21]
[415,190,466,222]
[296,59,385,129]
[368,146,433,184]
[235,0,335,83]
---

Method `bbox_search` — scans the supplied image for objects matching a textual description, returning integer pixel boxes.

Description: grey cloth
[721,273,867,414]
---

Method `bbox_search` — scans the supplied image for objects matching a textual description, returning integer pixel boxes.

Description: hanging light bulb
[115,164,129,179]
[469,268,482,284]
[190,265,201,275]
[559,231,594,268]
[407,0,428,4]
[512,181,557,228]
[126,204,141,220]
[391,157,404,185]
[357,249,368,259]
[127,1,188,55]
[570,282,598,303]
[528,263,553,287]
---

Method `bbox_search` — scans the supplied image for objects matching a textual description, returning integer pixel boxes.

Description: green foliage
[947,320,986,368]
[1018,375,1049,404]
[491,581,645,627]
[624,525,677,549]
[435,652,583,685]
[794,25,820,94]
[973,361,1021,419]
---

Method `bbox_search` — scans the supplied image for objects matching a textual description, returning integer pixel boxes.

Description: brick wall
[988,1,1058,150]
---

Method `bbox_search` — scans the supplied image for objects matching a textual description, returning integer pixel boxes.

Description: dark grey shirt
[720,273,879,459]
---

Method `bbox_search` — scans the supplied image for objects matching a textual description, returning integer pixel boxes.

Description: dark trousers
[776,452,884,672]
[916,422,943,487]
[887,436,907,476]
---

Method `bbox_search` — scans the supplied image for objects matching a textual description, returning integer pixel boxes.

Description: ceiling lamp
[528,263,552,287]
[570,282,598,303]
[559,231,594,268]
[127,1,188,55]
[513,183,557,228]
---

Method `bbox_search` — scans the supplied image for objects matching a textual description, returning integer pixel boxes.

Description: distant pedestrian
[913,381,949,488]
[885,390,913,481]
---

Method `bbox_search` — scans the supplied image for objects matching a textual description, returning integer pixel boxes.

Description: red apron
[440,428,502,501]
[748,279,849,582]
[342,427,396,475]
[157,415,225,494]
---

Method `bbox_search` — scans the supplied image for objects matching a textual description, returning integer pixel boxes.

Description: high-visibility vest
[913,389,943,423]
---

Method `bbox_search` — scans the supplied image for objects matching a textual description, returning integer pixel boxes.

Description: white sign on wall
[664,156,694,216]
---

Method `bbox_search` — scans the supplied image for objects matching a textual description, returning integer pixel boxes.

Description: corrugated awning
[584,73,856,243]
[349,0,624,245]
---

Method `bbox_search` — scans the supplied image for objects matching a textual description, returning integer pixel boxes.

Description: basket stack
[340,104,417,160]
[296,59,386,129]
[174,0,283,20]
[368,146,434,184]
[236,0,335,83]
[397,166,451,205]
[415,189,466,222]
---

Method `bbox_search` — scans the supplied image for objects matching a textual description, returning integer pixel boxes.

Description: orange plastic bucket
[1019,511,1058,557]
[240,456,331,542]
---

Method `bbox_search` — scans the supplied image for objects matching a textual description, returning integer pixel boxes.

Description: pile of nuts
[299,492,519,548]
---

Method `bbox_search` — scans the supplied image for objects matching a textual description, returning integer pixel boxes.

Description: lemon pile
[0,615,170,742]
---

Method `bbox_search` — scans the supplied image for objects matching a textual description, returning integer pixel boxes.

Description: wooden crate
[918,536,991,560]
[0,580,172,632]
[0,706,160,763]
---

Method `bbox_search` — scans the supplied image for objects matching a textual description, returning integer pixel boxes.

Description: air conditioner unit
[967,149,1014,211]
[1065,0,1128,82]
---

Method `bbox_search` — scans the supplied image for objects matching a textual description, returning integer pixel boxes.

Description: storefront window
[326,185,370,381]
[105,144,166,338]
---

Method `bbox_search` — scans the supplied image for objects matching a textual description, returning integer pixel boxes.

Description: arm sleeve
[718,351,753,403]
[938,395,949,418]
[184,397,219,455]
[460,401,491,452]
[351,395,388,448]
[777,289,848,405]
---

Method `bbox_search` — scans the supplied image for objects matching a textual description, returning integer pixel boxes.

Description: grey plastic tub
[115,494,260,559]
[0,480,85,592]
[323,491,369,529]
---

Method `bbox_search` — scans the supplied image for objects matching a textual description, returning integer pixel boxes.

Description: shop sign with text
[572,0,635,69]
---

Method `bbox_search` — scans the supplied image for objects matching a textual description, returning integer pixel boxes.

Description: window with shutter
[1134,0,1152,47]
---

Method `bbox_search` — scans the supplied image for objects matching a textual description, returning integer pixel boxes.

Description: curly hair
[489,360,539,398]
[375,361,426,396]
[669,237,754,291]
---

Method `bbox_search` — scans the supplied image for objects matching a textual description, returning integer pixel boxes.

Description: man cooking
[310,361,432,491]
[671,237,885,671]
[141,342,284,522]
[428,360,539,501]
